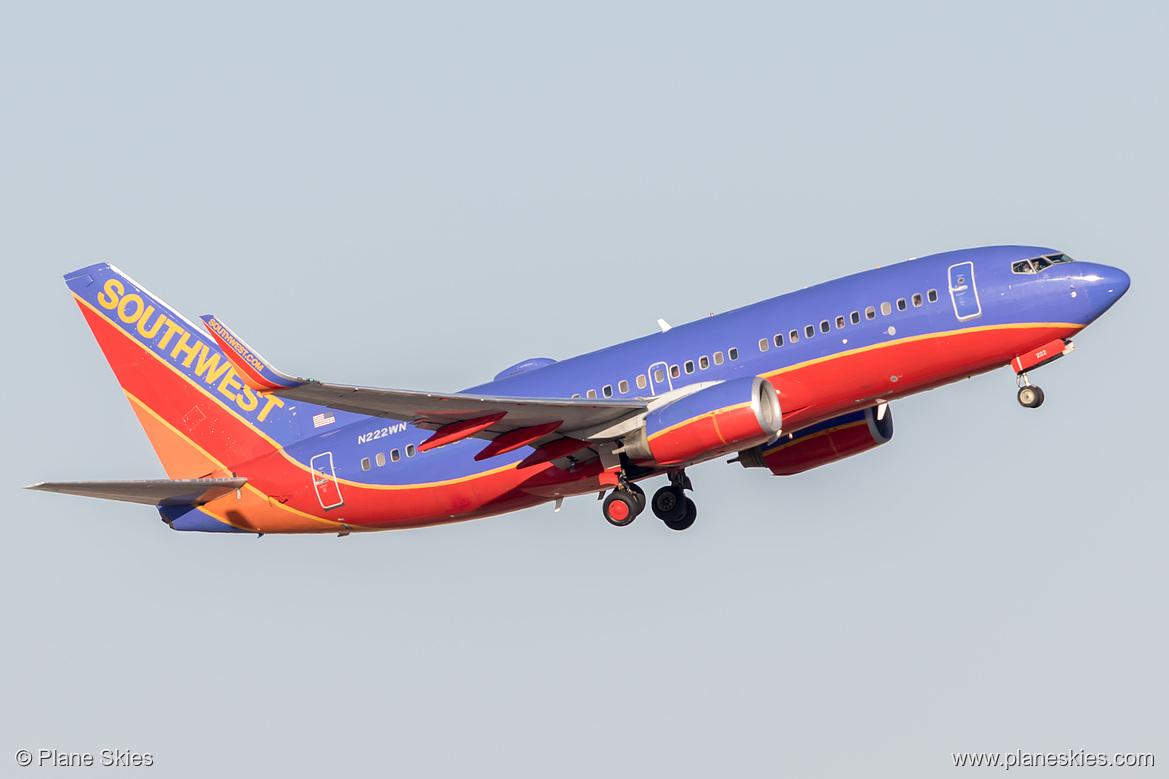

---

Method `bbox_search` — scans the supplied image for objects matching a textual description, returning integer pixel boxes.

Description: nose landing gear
[1017,382,1045,408]
[1016,373,1045,408]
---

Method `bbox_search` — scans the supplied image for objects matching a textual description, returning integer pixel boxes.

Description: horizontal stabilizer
[25,478,247,506]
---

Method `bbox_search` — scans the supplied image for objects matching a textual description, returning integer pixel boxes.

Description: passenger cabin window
[881,302,892,316]
[654,368,665,383]
[928,289,938,302]
[587,389,597,399]
[803,325,814,338]
[912,293,923,307]
[865,306,876,320]
[361,457,371,471]
[729,348,739,360]
[758,338,769,352]
[685,360,695,373]
[713,351,724,365]
[391,448,401,462]
[897,298,907,311]
[699,356,709,369]
[820,320,830,334]
[406,444,416,457]
[789,329,799,343]
[572,393,581,399]
[376,452,386,467]
[619,379,629,393]
[850,311,860,324]
[773,334,784,347]
[636,374,647,389]
[835,315,845,329]
[670,364,680,378]
[603,384,613,398]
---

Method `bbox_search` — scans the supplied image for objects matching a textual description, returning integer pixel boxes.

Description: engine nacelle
[623,376,782,467]
[734,405,893,476]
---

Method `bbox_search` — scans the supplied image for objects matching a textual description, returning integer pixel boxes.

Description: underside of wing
[200,314,649,456]
[25,478,248,506]
[277,381,646,437]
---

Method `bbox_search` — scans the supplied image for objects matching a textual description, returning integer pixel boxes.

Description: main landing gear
[602,471,697,531]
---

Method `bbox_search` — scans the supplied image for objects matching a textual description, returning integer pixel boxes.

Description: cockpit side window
[1012,259,1037,274]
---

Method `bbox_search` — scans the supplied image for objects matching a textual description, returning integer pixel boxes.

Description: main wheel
[626,482,647,514]
[664,498,697,531]
[651,486,686,522]
[1017,385,1045,408]
[603,490,638,526]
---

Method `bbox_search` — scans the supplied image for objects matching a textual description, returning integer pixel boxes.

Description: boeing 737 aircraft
[29,246,1129,533]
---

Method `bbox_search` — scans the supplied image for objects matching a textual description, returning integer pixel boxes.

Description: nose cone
[1065,261,1130,324]
[1085,263,1131,315]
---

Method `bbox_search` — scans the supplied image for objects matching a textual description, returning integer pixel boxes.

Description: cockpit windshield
[1011,253,1074,274]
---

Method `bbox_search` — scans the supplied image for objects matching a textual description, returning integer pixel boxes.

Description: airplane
[28,245,1129,535]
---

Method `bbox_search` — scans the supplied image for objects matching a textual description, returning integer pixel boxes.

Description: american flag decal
[312,411,335,428]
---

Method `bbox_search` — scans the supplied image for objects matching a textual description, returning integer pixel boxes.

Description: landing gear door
[309,452,344,510]
[948,261,982,321]
[647,361,673,396]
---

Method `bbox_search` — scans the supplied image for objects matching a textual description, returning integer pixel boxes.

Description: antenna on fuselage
[657,318,672,333]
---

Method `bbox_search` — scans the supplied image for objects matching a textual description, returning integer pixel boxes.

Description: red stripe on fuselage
[766,323,1081,431]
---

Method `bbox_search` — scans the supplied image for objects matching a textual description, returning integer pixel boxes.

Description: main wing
[199,315,647,454]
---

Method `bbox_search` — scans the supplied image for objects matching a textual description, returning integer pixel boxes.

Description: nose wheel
[1016,373,1045,408]
[1017,385,1045,408]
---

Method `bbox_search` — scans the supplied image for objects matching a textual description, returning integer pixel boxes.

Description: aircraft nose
[1082,263,1131,316]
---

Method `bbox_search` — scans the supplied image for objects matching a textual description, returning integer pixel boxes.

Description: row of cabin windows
[360,443,417,471]
[572,347,742,399]
[757,289,939,352]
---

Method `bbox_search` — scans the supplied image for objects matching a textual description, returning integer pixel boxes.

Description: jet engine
[622,376,782,467]
[733,405,893,476]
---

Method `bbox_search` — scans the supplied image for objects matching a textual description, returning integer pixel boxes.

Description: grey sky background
[2,2,1165,776]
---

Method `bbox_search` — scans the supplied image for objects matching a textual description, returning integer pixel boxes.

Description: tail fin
[65,264,303,478]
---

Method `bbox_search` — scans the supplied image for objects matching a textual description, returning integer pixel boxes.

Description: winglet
[199,315,304,392]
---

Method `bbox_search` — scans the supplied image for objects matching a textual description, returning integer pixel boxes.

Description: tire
[626,482,647,514]
[664,498,697,531]
[1018,386,1044,408]
[651,486,686,522]
[603,491,638,526]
